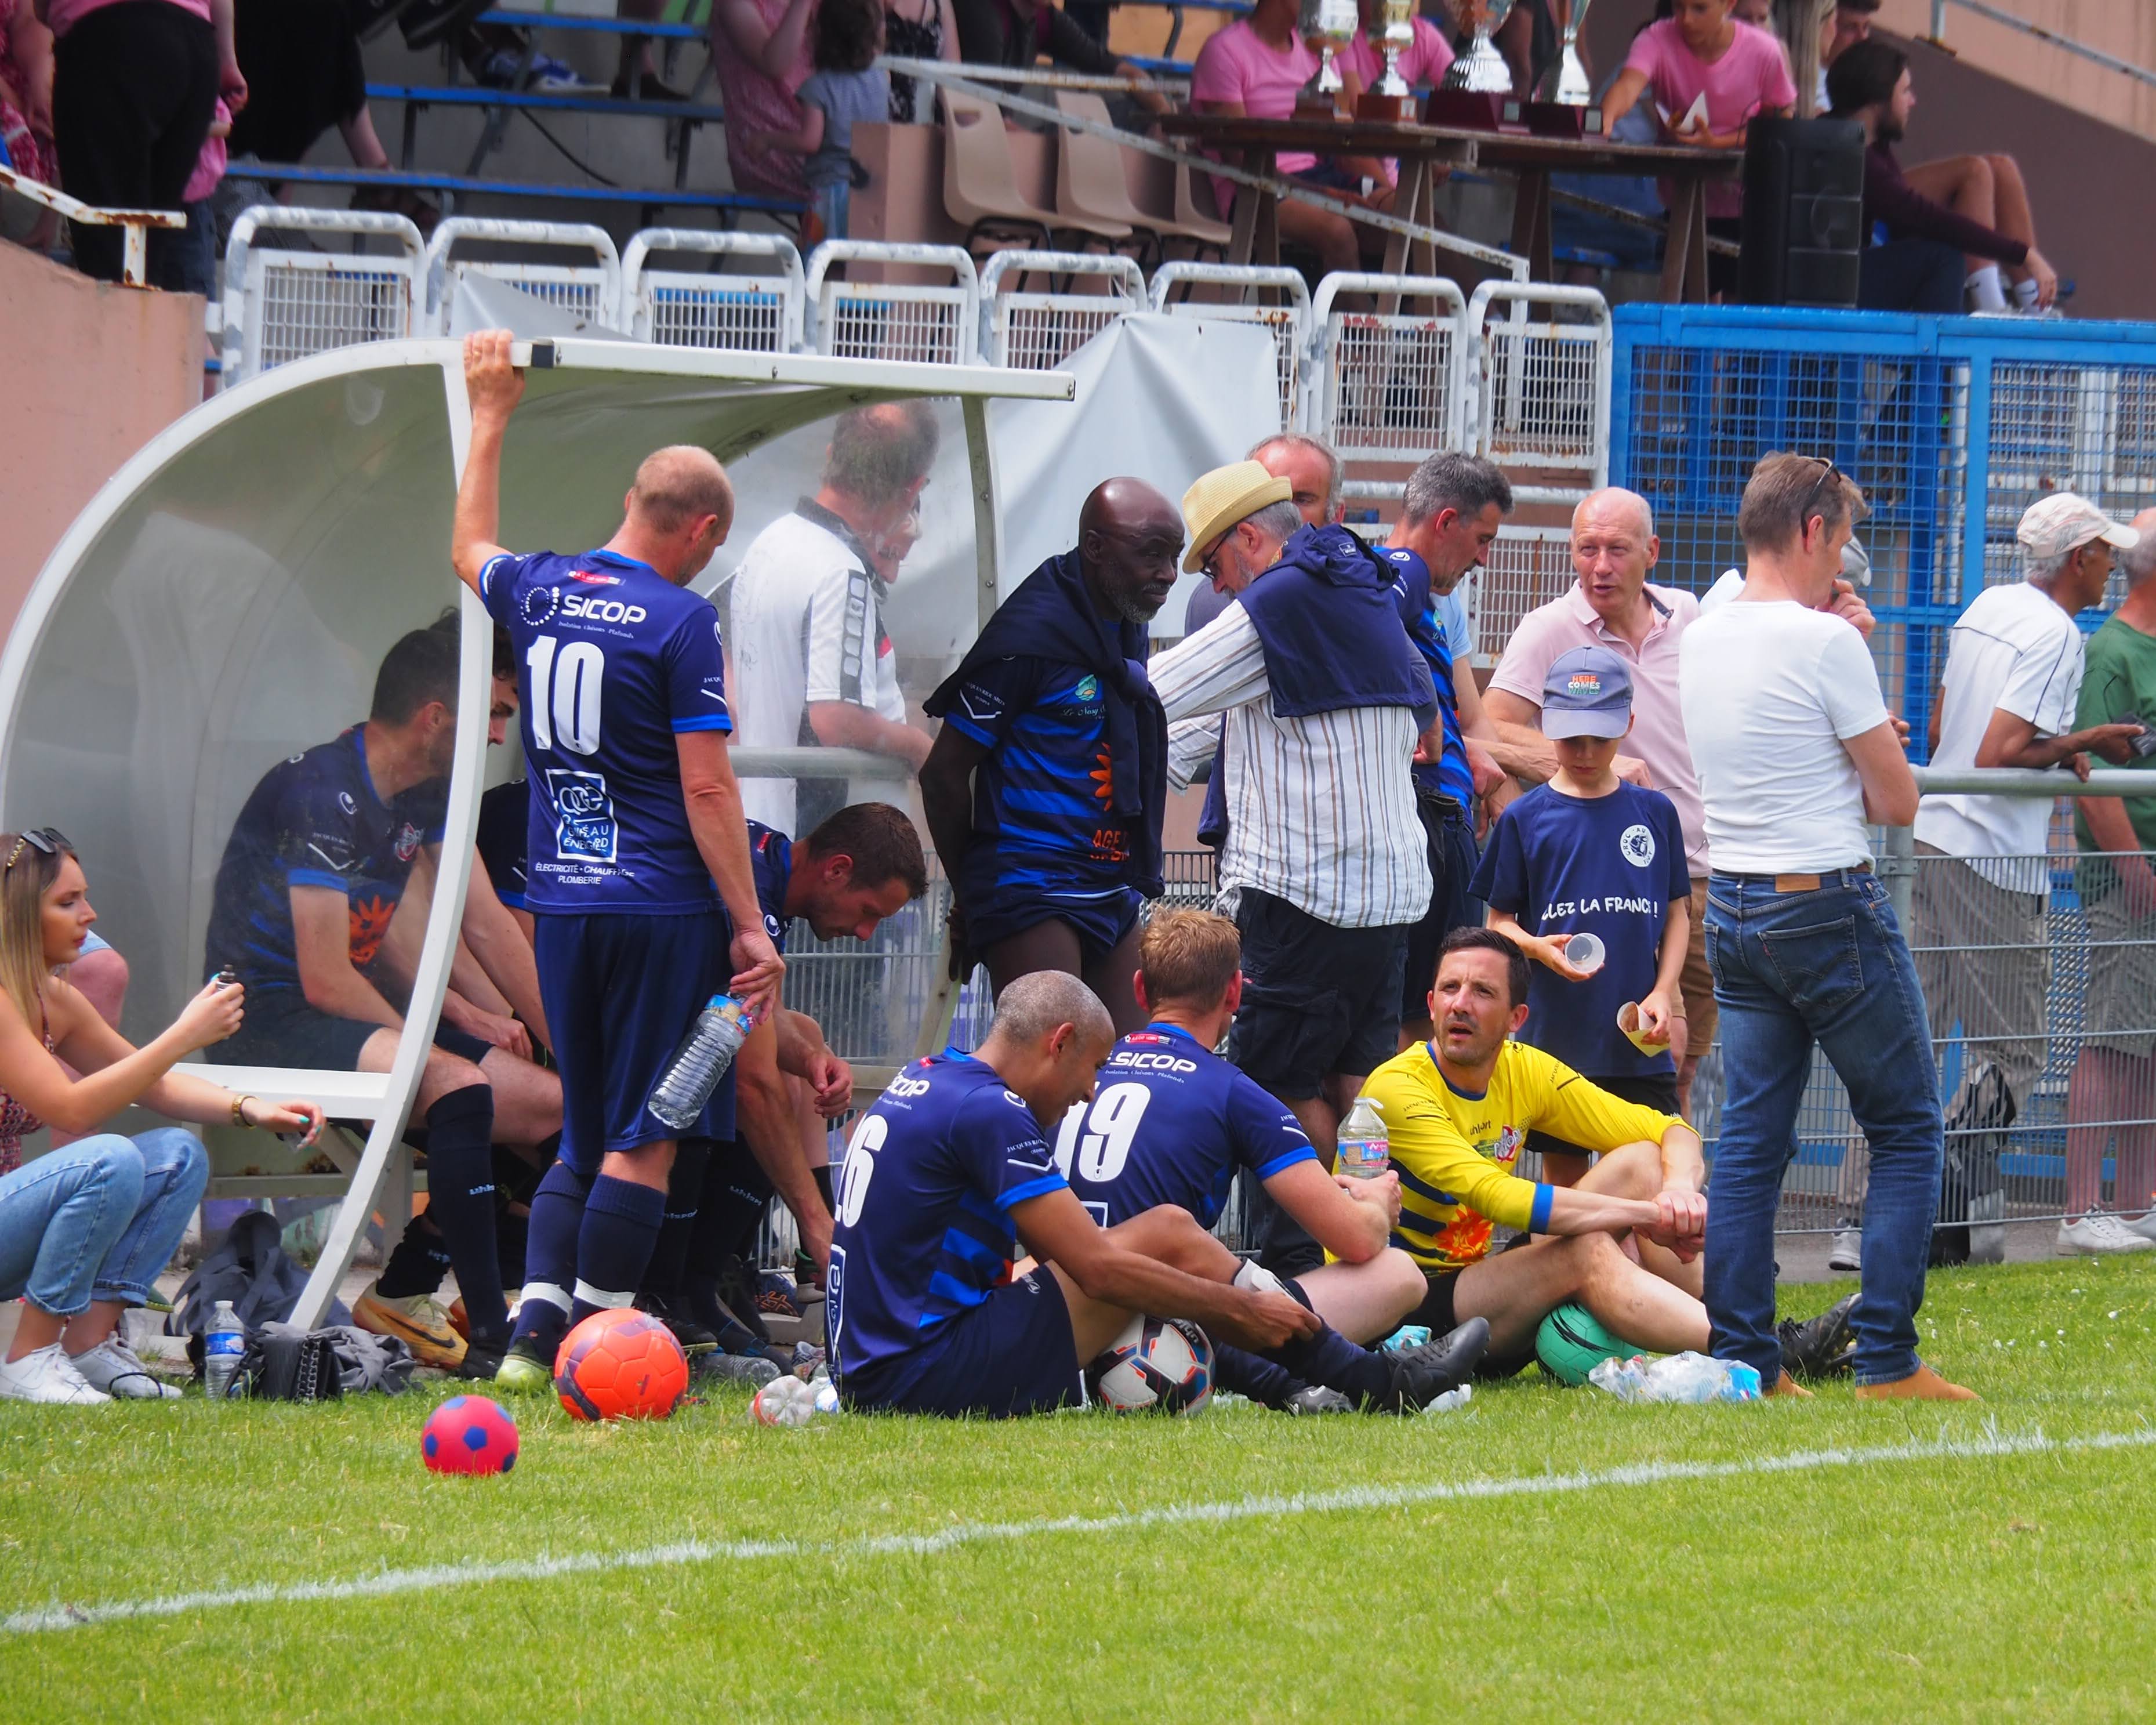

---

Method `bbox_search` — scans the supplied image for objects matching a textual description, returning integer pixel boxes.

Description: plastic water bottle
[204,1300,244,1403]
[647,995,752,1131]
[1334,1096,1389,1180]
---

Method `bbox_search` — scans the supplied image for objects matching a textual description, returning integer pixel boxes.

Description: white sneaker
[1827,1224,1862,1273]
[0,1342,113,1404]
[2119,1211,2156,1244]
[68,1337,183,1400]
[2056,1212,2156,1256]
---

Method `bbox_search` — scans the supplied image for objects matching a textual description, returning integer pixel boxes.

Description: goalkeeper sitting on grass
[1360,927,1853,1393]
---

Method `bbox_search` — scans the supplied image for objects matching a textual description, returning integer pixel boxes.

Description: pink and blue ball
[420,1395,520,1476]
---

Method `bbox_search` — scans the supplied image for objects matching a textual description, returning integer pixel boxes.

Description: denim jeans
[1703,871,1942,1387]
[0,1128,209,1316]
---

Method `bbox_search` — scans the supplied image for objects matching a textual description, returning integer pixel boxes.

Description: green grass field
[4,1258,2154,1722]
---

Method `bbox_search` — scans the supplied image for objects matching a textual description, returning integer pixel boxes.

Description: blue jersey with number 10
[480,547,732,915]
[1057,1024,1318,1229]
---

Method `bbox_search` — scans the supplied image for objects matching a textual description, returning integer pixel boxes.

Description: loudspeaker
[1737,117,1864,308]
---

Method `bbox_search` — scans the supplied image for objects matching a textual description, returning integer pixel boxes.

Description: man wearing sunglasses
[1678,451,1973,1403]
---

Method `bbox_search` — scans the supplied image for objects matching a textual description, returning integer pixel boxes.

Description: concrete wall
[0,244,203,639]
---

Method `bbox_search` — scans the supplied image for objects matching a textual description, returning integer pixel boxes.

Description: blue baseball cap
[1541,646,1633,740]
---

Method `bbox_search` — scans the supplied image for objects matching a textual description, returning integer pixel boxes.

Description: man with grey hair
[1915,494,2144,1257]
[731,400,941,836]
[2063,506,2156,1252]
[1148,461,1439,1269]
[1378,452,1530,1048]
[827,970,1323,1416]
[1487,487,1718,1108]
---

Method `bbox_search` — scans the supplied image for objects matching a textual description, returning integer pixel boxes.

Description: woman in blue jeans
[0,829,324,1404]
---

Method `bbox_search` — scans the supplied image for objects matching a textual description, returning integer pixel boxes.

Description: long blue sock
[1258,1275,1396,1410]
[418,1084,510,1349]
[1213,1343,1305,1408]
[572,1175,666,1326]
[510,1158,588,1358]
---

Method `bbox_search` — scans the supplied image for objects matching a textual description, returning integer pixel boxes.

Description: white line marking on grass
[10,1422,2151,1636]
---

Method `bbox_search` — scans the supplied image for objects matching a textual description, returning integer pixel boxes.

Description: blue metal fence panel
[1610,306,2156,760]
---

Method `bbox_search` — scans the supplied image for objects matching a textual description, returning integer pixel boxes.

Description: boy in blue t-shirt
[1469,646,1692,1183]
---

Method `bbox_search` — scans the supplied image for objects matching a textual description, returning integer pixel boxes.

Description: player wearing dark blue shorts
[830,972,1323,1416]
[637,804,928,1368]
[1057,909,1488,1412]
[921,481,1184,1033]
[453,331,785,1391]
[202,623,562,1374]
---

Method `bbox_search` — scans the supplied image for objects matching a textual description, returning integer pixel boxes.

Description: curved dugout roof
[0,336,1069,1325]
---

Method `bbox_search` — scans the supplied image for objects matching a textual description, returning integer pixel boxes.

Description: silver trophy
[1298,0,1358,100]
[1555,0,1593,104]
[1375,0,1416,99]
[1440,0,1517,94]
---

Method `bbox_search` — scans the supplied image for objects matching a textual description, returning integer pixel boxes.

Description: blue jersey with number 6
[1057,1024,1317,1230]
[827,1054,1068,1385]
[480,547,732,915]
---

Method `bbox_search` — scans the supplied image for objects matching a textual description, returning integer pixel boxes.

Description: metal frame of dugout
[0,335,1072,1328]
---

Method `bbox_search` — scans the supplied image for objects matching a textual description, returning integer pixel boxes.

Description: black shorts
[1226,889,1410,1100]
[1404,1264,1538,1380]
[834,1267,1083,1418]
[210,988,494,1070]
[1401,792,1482,1025]
[1524,1071,1681,1166]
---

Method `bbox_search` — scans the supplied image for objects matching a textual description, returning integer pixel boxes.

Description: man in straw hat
[1147,461,1440,1274]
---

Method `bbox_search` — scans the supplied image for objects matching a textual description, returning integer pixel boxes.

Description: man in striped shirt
[1150,461,1440,1270]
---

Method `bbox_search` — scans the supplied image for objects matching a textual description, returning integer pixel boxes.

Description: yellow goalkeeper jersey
[1358,1039,1684,1275]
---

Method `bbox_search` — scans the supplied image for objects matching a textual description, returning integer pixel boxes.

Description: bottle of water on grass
[204,1300,244,1403]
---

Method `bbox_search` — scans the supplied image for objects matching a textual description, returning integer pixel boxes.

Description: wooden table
[1155,113,1741,300]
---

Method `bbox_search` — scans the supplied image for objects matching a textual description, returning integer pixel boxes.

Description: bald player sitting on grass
[829,971,1333,1418]
[1361,927,1853,1391]
[1057,908,1490,1412]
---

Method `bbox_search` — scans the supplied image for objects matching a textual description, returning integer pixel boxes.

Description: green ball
[1534,1302,1629,1387]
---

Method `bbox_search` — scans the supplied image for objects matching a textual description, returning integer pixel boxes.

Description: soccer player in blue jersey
[452,331,786,1391]
[830,970,1327,1417]
[1058,909,1489,1412]
[920,480,1184,1034]
[642,804,928,1365]
[204,624,561,1375]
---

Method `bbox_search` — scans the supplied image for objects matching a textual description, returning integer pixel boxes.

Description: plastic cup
[1564,932,1605,974]
[1616,1001,1670,1054]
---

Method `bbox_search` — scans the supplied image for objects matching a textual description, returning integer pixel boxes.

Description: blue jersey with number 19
[480,547,732,915]
[1058,1023,1317,1229]
[827,1054,1068,1385]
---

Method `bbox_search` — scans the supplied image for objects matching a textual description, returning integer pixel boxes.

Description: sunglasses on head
[1800,456,1845,535]
[3,828,72,874]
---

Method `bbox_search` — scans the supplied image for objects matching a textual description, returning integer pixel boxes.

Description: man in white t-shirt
[1913,495,2143,1233]
[729,402,939,835]
[1679,451,1973,1403]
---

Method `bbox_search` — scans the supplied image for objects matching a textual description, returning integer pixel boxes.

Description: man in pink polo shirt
[1484,488,1716,1111]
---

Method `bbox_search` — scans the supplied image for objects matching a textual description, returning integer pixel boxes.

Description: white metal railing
[1150,260,1312,429]
[219,205,426,387]
[1309,272,1469,476]
[0,164,186,288]
[620,229,805,353]
[1926,0,2156,92]
[805,240,980,366]
[979,250,1145,371]
[1466,280,1613,507]
[423,216,622,335]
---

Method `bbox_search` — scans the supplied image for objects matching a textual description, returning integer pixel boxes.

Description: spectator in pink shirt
[1600,0,1793,291]
[1190,0,1374,274]
[39,0,245,285]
